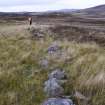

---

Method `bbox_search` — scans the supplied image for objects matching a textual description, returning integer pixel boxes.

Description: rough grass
[0,25,105,105]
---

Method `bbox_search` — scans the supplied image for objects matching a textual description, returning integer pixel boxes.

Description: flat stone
[42,98,74,105]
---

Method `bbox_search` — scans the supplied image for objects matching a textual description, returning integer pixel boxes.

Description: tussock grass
[0,26,105,105]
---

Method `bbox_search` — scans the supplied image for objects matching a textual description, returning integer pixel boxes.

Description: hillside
[75,4,105,17]
[84,4,105,13]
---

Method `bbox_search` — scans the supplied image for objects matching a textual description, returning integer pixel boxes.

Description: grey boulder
[44,78,64,97]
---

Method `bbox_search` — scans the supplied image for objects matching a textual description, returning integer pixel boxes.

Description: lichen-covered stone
[48,69,67,80]
[44,78,64,97]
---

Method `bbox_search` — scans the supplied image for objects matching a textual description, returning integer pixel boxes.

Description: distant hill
[0,12,35,16]
[1,4,105,18]
[75,4,105,17]
[84,4,105,13]
[0,9,78,16]
[46,9,77,13]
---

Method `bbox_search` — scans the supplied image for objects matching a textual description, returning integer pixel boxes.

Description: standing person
[28,17,32,26]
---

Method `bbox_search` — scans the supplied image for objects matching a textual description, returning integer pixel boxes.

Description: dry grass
[0,25,105,105]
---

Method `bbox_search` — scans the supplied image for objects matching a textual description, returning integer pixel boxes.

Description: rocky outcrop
[42,69,74,105]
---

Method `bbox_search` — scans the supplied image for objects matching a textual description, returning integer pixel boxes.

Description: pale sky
[0,0,105,12]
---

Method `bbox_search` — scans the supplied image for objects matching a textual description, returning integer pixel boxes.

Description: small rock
[47,42,61,54]
[44,78,64,97]
[49,69,67,80]
[74,91,90,101]
[42,98,74,105]
[40,59,49,68]
[29,27,45,38]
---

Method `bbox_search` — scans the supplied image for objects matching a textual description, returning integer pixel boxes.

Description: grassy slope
[0,25,105,105]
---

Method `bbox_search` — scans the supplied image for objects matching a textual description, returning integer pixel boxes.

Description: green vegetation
[0,26,105,105]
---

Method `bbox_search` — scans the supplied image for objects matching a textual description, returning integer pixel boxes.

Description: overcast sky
[0,0,105,12]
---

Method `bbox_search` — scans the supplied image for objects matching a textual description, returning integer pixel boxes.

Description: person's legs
[30,20,33,25]
[29,21,31,25]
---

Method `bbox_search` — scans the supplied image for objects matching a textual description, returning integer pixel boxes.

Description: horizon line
[0,4,104,13]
